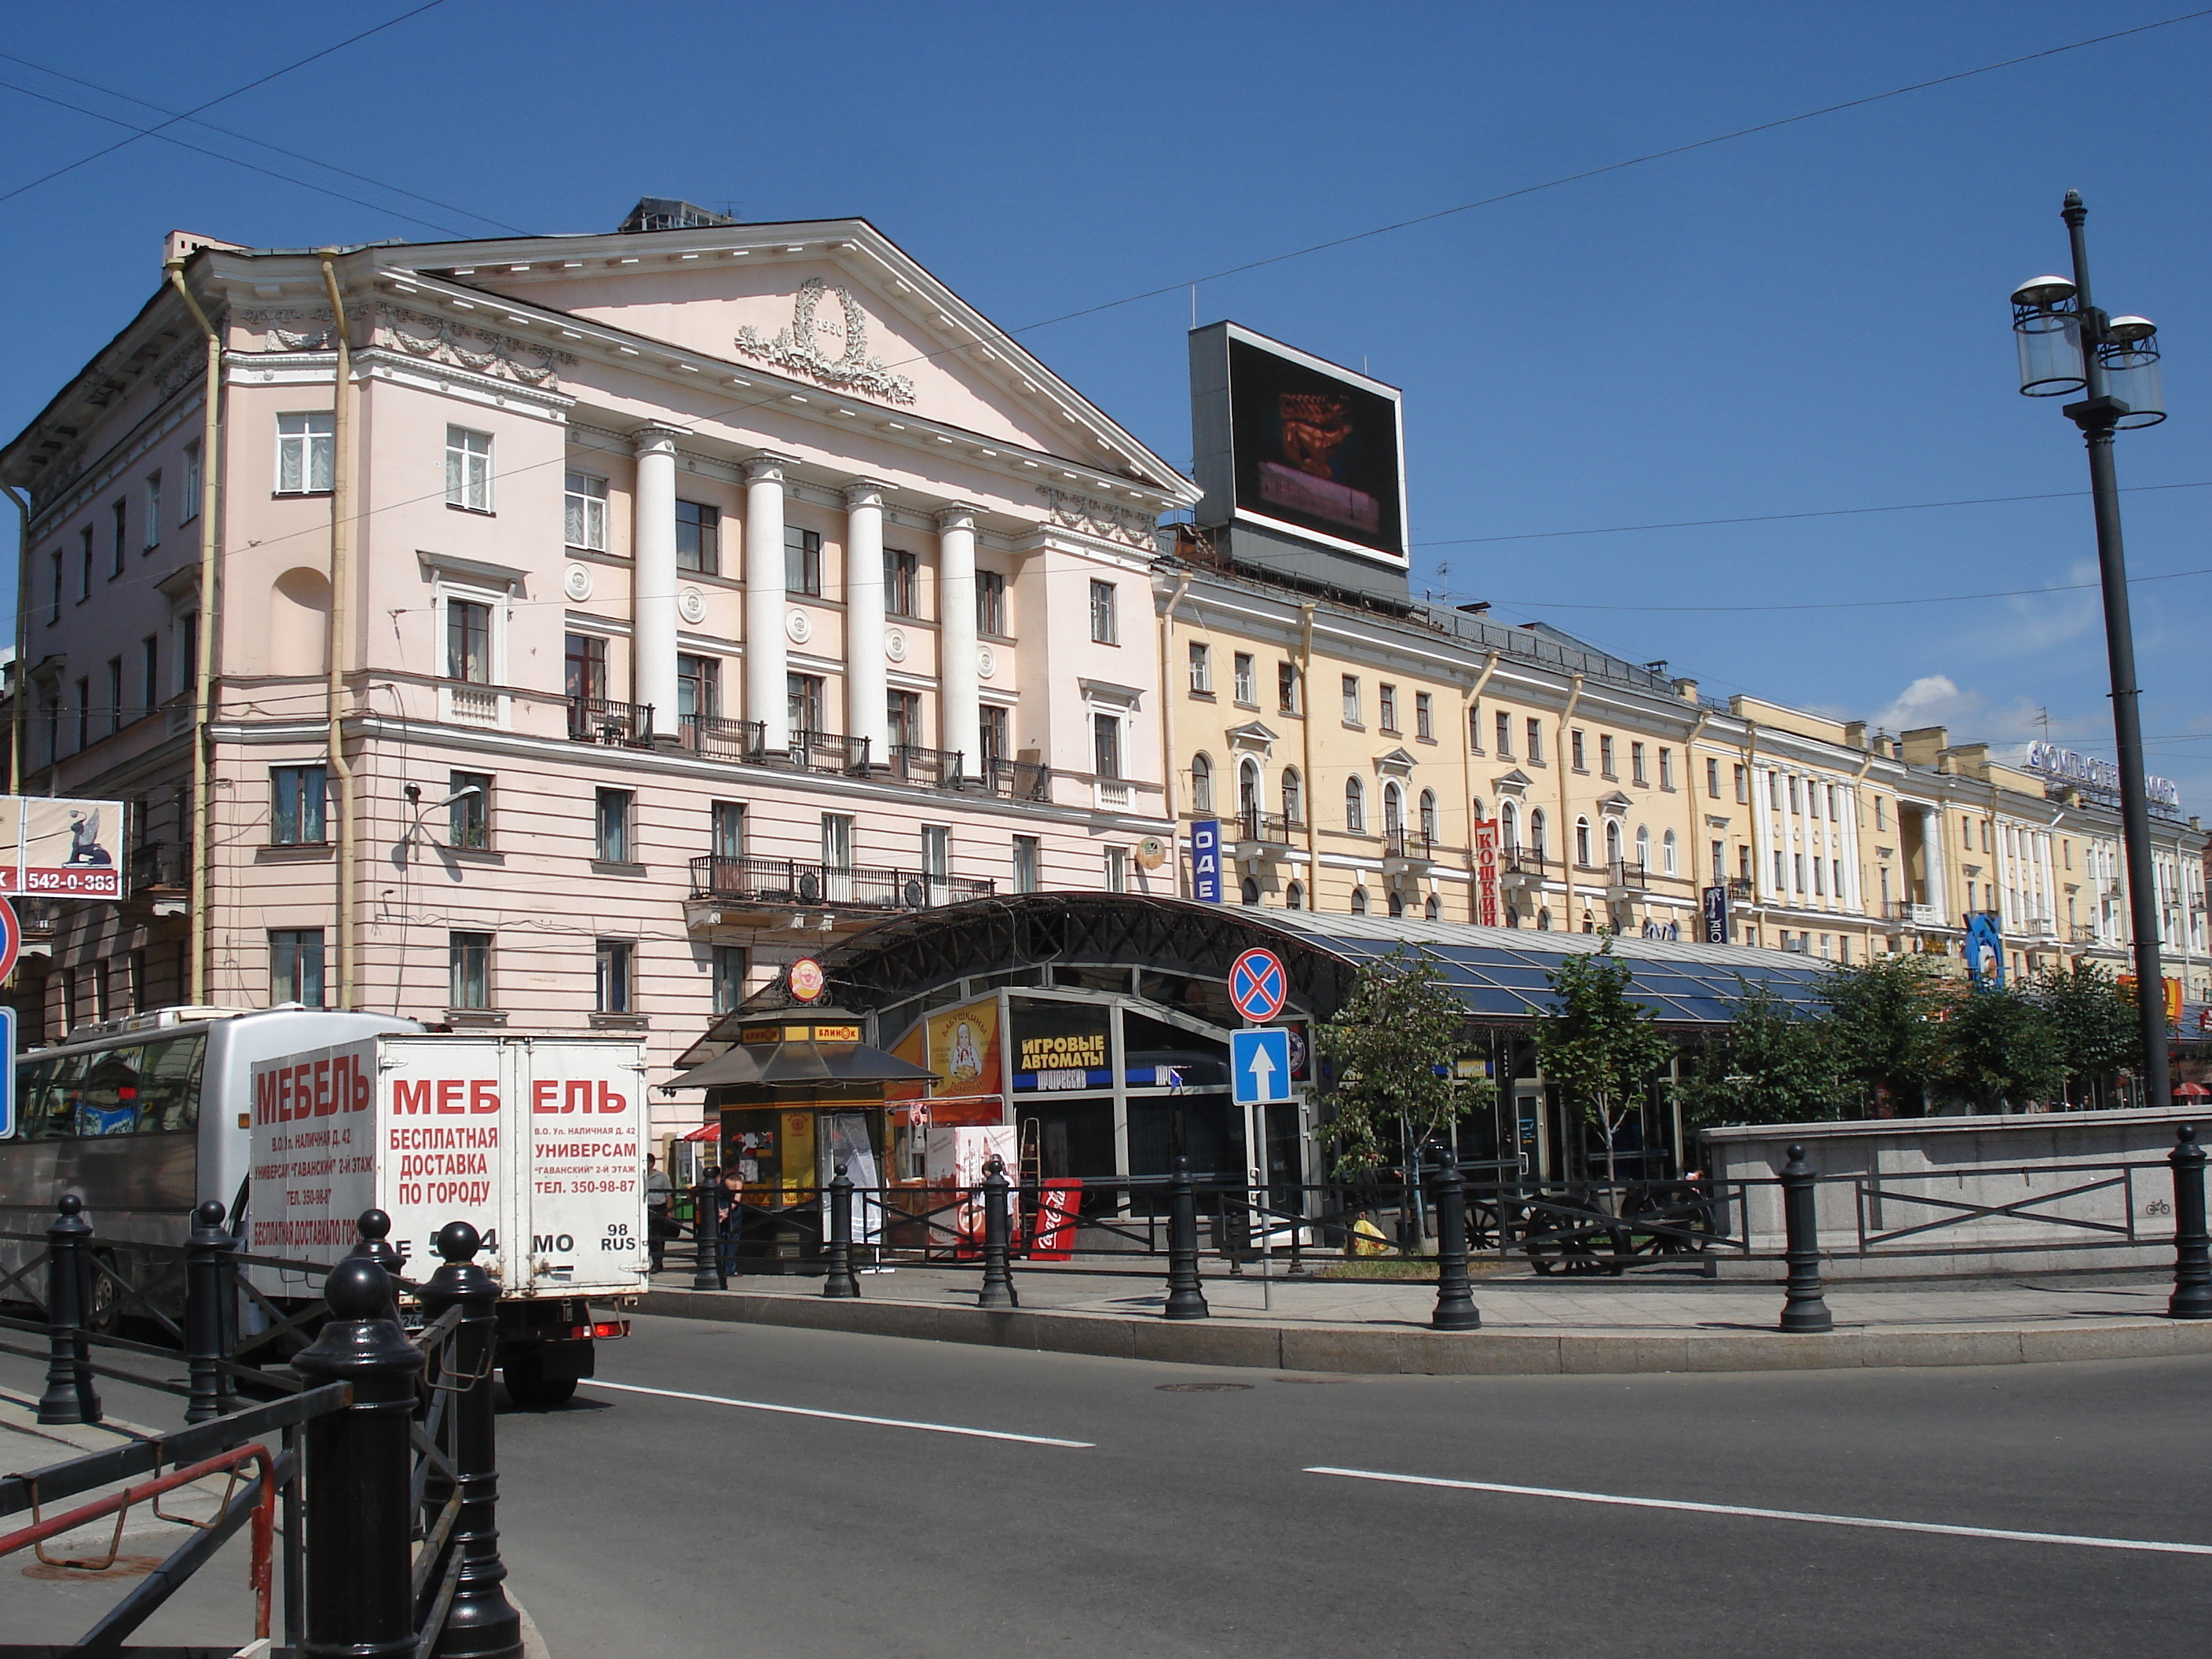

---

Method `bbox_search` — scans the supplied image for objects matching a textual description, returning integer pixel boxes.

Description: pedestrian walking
[644,1153,673,1273]
[716,1164,746,1279]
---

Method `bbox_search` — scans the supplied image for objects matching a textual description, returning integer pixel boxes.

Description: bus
[1,1005,419,1328]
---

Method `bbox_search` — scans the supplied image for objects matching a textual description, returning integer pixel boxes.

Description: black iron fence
[687,855,993,911]
[567,696,654,747]
[0,1199,523,1658]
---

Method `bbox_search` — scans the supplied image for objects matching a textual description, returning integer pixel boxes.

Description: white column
[1919,806,1947,917]
[1751,767,1773,901]
[936,504,981,766]
[743,453,795,749]
[1840,787,1863,914]
[631,426,681,736]
[844,481,890,765]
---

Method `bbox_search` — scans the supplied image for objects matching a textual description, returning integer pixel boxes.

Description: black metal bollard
[294,1256,425,1659]
[691,1175,724,1291]
[347,1209,406,1320]
[1778,1143,1833,1334]
[419,1223,525,1659]
[36,1194,101,1426]
[184,1199,239,1423]
[1428,1142,1480,1331]
[977,1155,1017,1309]
[1164,1155,1210,1320]
[822,1159,859,1299]
[2168,1123,2212,1320]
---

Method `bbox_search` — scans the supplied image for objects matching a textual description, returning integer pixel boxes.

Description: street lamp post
[2011,189,2171,1111]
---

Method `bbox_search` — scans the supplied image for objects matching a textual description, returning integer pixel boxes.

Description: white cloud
[1873,674,1984,733]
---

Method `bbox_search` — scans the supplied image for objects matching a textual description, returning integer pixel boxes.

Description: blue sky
[3,2,2207,804]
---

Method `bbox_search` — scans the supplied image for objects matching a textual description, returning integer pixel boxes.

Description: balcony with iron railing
[1886,899,1943,927]
[688,855,994,914]
[1383,826,1434,868]
[679,712,766,762]
[888,744,965,789]
[2072,923,2108,944]
[569,697,654,748]
[1605,857,1647,894]
[1501,848,1549,884]
[129,840,189,895]
[971,756,1053,801]
[1236,808,1298,848]
[1727,876,1757,899]
[789,730,873,777]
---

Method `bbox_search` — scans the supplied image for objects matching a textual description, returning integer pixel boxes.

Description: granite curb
[636,1287,2212,1375]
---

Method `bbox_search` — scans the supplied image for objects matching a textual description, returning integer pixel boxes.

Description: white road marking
[580,1379,1093,1447]
[1305,1467,2212,1556]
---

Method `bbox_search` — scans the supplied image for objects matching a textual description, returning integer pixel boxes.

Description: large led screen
[1227,335,1405,564]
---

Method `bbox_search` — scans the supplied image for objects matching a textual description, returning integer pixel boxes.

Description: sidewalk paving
[638,1261,2212,1375]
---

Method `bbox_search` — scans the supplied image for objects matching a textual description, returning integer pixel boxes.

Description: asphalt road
[488,1315,2212,1658]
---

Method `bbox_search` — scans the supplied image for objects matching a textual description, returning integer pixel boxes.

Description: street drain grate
[1155,1382,1254,1392]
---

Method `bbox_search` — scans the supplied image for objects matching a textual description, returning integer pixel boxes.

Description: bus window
[77,1049,145,1136]
[137,1034,206,1131]
[19,1051,87,1141]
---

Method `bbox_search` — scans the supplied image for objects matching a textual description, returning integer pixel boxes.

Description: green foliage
[1678,976,1847,1129]
[1527,941,1673,1175]
[1818,954,1948,1114]
[2027,961,2143,1100]
[1942,982,2071,1111]
[1313,948,1490,1180]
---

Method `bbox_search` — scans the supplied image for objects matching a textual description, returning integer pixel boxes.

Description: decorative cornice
[744,452,798,485]
[843,478,890,510]
[734,277,916,405]
[1036,484,1154,548]
[936,504,980,533]
[371,302,575,388]
[632,424,684,454]
[237,308,335,352]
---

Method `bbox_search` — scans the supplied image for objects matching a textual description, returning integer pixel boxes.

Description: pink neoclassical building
[2,199,1196,1137]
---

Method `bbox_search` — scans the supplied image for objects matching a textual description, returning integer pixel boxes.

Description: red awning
[679,1122,720,1141]
[2175,1082,2211,1098]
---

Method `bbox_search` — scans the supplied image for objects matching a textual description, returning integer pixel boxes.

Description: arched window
[1241,875,1261,905]
[1505,904,1521,928]
[1605,819,1622,866]
[1583,913,1597,933]
[1345,777,1366,833]
[1418,789,1437,842]
[1386,889,1404,917]
[1536,907,1552,931]
[1470,796,1486,827]
[1529,809,1547,859]
[1633,824,1649,869]
[1500,800,1519,850]
[1662,829,1679,875]
[1350,886,1369,915]
[1576,817,1592,866]
[1425,892,1442,920]
[1284,880,1305,910]
[1382,782,1404,835]
[1190,752,1213,813]
[1238,758,1262,821]
[1281,767,1304,826]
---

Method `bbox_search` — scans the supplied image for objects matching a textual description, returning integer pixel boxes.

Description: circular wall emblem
[884,628,907,663]
[562,563,594,602]
[789,958,826,1002]
[785,609,813,643]
[976,646,998,679]
[677,586,708,625]
[1134,836,1166,870]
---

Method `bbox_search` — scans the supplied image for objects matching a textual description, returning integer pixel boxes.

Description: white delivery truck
[247,1031,649,1406]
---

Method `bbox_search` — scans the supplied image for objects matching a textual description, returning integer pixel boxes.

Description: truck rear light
[566,1320,629,1341]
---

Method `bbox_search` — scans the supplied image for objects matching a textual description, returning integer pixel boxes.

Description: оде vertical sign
[1191,819,1223,903]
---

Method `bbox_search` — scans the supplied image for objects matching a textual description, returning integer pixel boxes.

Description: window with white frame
[1415,691,1434,740]
[445,426,493,511]
[1232,653,1255,705]
[1663,829,1679,874]
[142,473,161,551]
[1089,580,1118,645]
[445,597,493,683]
[1190,753,1214,812]
[1342,676,1361,723]
[1344,776,1365,833]
[1188,642,1212,694]
[276,412,335,495]
[1104,845,1129,893]
[564,472,609,549]
[181,442,201,522]
[1092,712,1122,781]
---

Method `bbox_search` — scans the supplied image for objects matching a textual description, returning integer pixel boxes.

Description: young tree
[1942,982,2070,1111]
[2027,961,2143,1106]
[1527,940,1674,1180]
[1819,954,1947,1115]
[1313,948,1489,1181]
[1678,976,1846,1129]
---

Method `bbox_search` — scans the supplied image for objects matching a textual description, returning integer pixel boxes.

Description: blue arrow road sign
[1230,1027,1292,1107]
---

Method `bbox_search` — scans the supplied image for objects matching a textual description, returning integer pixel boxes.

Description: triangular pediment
[1491,768,1533,797]
[1228,721,1280,755]
[1597,790,1634,816]
[1373,747,1419,777]
[389,219,1188,494]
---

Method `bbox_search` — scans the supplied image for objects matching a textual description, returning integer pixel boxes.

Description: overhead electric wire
[1415,480,2212,547]
[0,0,449,207]
[0,77,482,236]
[1011,7,2212,335]
[0,49,525,235]
[1475,564,2212,617]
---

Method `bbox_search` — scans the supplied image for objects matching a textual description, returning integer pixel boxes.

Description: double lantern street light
[2010,189,2171,1111]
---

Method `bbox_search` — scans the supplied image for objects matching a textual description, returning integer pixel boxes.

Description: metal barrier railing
[0,1199,525,1657]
